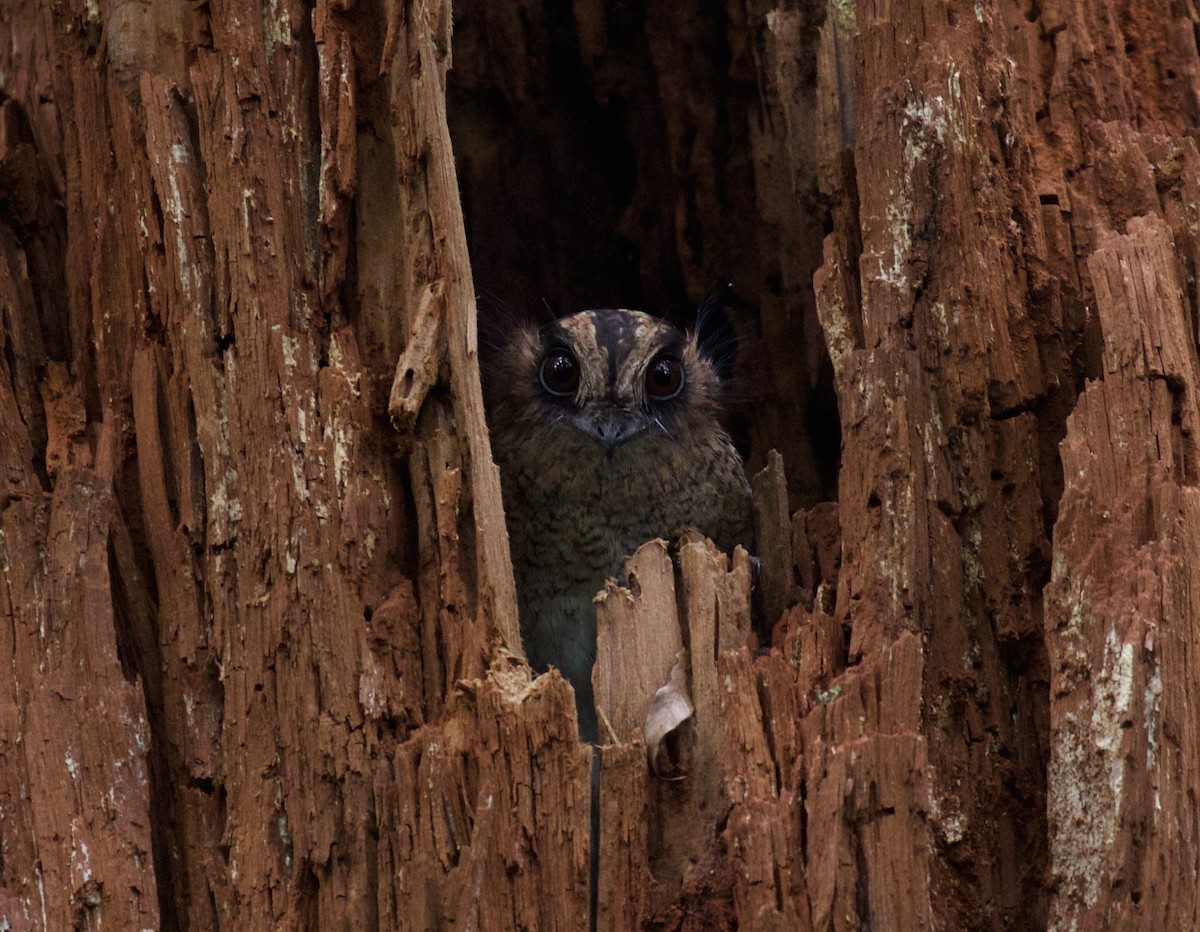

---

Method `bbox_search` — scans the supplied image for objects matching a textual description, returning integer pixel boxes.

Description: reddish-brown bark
[2,0,1199,928]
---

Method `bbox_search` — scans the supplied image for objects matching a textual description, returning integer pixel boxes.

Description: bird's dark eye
[539,350,580,397]
[645,356,684,400]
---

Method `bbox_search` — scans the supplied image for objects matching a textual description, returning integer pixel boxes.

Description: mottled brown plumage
[483,308,753,742]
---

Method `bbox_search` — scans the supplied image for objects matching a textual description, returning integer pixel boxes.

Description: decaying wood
[593,541,684,746]
[4,0,1200,927]
[594,538,755,924]
[377,656,592,930]
[0,442,157,929]
[0,0,537,926]
[1045,216,1200,927]
[752,449,802,620]
[387,282,446,437]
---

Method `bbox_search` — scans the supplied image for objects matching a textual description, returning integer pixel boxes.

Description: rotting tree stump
[2,0,1199,929]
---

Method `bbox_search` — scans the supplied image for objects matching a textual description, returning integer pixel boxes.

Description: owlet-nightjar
[483,308,753,742]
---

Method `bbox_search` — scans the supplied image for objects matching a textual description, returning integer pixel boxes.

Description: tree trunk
[1,0,1197,928]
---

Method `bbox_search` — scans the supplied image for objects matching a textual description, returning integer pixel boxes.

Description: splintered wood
[593,538,752,926]
[583,525,939,929]
[7,0,1200,925]
[378,657,592,930]
[1045,217,1200,928]
[0,462,158,930]
[590,535,850,929]
[593,541,684,746]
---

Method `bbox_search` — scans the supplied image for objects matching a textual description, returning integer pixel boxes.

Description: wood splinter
[388,282,446,433]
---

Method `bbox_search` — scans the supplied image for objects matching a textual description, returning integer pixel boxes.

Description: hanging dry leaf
[644,654,695,779]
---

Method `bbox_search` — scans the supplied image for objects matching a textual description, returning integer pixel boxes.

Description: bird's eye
[645,356,684,400]
[539,350,580,397]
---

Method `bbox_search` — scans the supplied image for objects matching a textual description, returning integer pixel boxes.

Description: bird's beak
[571,408,647,455]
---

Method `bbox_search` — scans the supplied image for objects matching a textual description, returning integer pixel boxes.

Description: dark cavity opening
[447,1,840,507]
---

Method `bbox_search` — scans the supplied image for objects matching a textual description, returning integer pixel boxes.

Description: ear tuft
[692,281,738,380]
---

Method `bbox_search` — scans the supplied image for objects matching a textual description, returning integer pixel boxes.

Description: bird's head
[484,308,726,465]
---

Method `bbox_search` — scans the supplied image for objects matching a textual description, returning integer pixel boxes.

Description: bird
[482,307,754,743]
